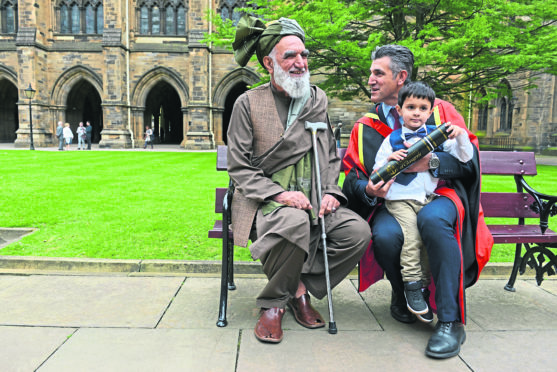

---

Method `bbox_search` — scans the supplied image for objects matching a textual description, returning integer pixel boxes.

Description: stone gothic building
[0,0,554,151]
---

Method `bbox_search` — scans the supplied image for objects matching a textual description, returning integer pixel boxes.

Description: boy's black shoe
[417,288,434,323]
[404,281,429,315]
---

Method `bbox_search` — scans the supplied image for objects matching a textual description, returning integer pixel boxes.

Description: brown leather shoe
[254,307,285,343]
[287,293,325,329]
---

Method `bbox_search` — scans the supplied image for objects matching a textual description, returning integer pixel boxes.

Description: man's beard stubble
[271,56,311,99]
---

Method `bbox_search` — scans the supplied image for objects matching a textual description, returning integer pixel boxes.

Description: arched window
[177,5,186,35]
[219,0,247,25]
[96,4,103,31]
[71,3,80,33]
[60,4,70,33]
[57,0,103,34]
[477,89,488,131]
[137,1,188,36]
[498,80,513,132]
[152,6,161,34]
[165,6,175,34]
[85,4,95,33]
[0,0,17,34]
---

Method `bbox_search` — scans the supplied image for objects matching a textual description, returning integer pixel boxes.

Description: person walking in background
[334,123,342,148]
[63,123,73,151]
[76,122,86,150]
[56,121,64,151]
[144,126,154,149]
[85,121,92,150]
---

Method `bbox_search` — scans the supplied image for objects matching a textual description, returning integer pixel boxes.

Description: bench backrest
[480,151,537,176]
[216,145,347,172]
[216,148,541,219]
[479,151,538,219]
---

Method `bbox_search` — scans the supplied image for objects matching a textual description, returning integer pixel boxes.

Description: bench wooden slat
[214,188,227,213]
[480,151,537,176]
[208,220,234,239]
[217,145,228,171]
[489,225,557,244]
[481,192,540,218]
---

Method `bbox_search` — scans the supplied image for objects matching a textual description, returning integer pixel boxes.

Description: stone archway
[212,68,260,145]
[131,67,189,147]
[221,82,248,145]
[144,81,183,144]
[0,78,18,142]
[51,65,104,143]
[65,80,103,143]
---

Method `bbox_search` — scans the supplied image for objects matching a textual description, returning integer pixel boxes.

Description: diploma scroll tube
[370,123,450,185]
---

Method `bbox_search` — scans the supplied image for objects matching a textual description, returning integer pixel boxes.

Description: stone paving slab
[159,277,381,331]
[237,329,469,371]
[0,326,75,372]
[357,279,481,332]
[467,279,557,331]
[461,330,557,372]
[36,328,239,372]
[0,275,183,327]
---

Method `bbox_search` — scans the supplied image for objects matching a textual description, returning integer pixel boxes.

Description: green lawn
[0,149,555,262]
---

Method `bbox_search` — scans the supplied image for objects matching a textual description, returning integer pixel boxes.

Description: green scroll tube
[370,123,450,185]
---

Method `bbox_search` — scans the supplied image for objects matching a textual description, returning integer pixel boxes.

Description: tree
[206,0,557,102]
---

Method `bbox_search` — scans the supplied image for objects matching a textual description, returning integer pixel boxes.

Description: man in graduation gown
[228,16,370,344]
[342,44,493,359]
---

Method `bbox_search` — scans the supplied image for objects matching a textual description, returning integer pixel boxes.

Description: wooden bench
[480,151,557,291]
[210,149,557,326]
[209,145,347,327]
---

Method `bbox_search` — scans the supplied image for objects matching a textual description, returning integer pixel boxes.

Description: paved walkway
[0,262,556,371]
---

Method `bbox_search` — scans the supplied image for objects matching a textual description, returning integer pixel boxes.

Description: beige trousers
[385,195,436,284]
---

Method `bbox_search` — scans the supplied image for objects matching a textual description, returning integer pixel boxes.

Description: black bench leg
[217,230,230,327]
[504,243,522,292]
[227,242,236,290]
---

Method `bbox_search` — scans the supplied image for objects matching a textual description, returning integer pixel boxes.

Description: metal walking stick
[304,121,337,334]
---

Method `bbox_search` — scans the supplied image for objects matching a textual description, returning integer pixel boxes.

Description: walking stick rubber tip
[328,322,338,334]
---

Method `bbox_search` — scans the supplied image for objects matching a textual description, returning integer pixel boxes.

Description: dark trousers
[86,134,92,150]
[144,140,153,149]
[372,197,461,322]
[58,137,64,150]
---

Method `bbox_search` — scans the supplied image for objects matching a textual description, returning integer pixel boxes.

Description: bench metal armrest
[516,175,557,234]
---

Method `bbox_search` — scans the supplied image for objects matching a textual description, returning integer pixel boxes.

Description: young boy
[374,81,473,322]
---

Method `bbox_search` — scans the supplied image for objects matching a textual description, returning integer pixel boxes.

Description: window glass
[152,6,160,34]
[140,6,149,34]
[85,4,95,34]
[220,7,229,22]
[231,6,241,25]
[60,5,70,33]
[97,5,103,32]
[499,98,507,131]
[71,4,80,33]
[165,6,175,35]
[177,5,186,35]
[6,6,15,33]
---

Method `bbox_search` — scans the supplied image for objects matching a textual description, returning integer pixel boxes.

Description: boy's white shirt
[374,124,474,203]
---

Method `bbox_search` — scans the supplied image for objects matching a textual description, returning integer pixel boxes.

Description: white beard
[272,59,311,99]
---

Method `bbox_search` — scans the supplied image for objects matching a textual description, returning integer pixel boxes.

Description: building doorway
[65,79,103,143]
[0,80,18,142]
[144,81,183,144]
[222,82,248,145]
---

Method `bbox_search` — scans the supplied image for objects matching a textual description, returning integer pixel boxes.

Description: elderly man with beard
[228,16,370,344]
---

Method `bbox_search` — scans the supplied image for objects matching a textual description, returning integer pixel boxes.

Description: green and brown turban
[232,15,305,68]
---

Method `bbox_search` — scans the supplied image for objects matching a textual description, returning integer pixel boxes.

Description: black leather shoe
[425,321,466,359]
[390,290,416,324]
